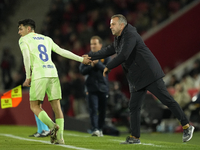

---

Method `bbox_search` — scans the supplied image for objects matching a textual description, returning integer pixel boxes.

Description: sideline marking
[63,133,167,148]
[65,133,90,138]
[0,133,94,150]
[110,139,166,147]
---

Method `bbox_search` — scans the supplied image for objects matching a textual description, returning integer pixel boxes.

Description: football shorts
[30,77,62,101]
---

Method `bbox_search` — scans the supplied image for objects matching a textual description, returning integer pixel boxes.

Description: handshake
[81,54,92,65]
[81,55,100,66]
[81,54,110,77]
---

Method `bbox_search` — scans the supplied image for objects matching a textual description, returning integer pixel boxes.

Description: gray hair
[111,14,127,26]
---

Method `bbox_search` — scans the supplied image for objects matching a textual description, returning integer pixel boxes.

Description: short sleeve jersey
[19,32,59,81]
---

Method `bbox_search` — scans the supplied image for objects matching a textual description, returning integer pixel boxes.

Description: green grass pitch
[0,125,200,150]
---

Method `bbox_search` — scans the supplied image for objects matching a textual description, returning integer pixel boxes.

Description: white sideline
[65,133,90,138]
[65,133,167,147]
[110,139,166,147]
[0,133,94,150]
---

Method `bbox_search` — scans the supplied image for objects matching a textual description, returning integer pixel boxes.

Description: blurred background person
[79,36,111,137]
[107,81,129,131]
[173,83,191,110]
[69,69,87,118]
[0,46,15,90]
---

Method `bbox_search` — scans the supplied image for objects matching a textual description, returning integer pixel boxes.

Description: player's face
[18,24,29,37]
[110,17,123,36]
[90,39,102,52]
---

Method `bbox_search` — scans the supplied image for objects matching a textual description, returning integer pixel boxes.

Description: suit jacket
[88,24,165,92]
[79,51,111,93]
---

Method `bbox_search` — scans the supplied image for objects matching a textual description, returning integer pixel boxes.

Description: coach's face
[18,24,30,37]
[110,17,124,37]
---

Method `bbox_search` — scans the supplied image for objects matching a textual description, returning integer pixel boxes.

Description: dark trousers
[130,78,189,138]
[88,91,107,130]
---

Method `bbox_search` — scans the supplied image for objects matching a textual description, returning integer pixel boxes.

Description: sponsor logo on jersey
[43,65,54,68]
[33,37,44,40]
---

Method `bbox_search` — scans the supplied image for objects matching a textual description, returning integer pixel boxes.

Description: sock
[38,111,54,130]
[39,117,50,132]
[34,114,42,133]
[130,135,139,139]
[183,124,189,129]
[56,118,64,140]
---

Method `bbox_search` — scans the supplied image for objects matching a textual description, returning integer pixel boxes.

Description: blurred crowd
[166,60,200,129]
[1,0,199,133]
[0,0,18,36]
[39,0,194,99]
[41,0,194,56]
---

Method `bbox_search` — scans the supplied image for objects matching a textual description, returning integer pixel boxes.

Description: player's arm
[54,47,91,65]
[19,39,31,87]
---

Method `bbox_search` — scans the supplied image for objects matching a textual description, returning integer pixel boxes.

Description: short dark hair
[18,19,36,30]
[90,36,103,44]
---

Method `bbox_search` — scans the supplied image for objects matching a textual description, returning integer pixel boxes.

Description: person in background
[69,70,87,118]
[173,83,191,109]
[79,36,111,137]
[107,81,129,130]
[0,47,15,89]
[166,74,179,88]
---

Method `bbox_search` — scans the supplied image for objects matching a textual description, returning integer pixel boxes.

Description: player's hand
[82,56,92,65]
[23,78,31,87]
[103,67,110,77]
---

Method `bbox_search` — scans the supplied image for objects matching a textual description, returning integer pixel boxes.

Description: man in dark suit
[84,14,194,144]
[79,36,111,137]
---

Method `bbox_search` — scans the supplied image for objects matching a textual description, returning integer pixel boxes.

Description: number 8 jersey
[19,32,59,81]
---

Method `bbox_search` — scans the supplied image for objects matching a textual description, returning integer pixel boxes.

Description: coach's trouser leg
[129,89,147,138]
[146,79,189,126]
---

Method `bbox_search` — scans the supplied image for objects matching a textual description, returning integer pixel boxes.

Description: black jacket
[88,24,165,92]
[79,51,111,93]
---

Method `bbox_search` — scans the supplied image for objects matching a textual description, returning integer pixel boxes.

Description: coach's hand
[103,67,110,77]
[23,78,31,87]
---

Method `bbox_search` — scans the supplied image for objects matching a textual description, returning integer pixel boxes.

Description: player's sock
[35,114,42,133]
[39,117,50,131]
[38,110,54,129]
[56,118,64,140]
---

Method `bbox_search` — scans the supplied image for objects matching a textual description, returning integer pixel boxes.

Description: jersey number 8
[38,44,49,62]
